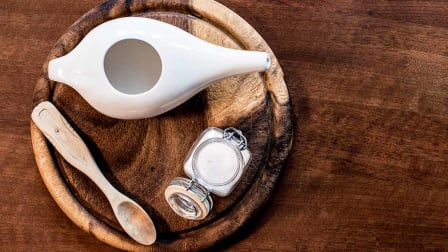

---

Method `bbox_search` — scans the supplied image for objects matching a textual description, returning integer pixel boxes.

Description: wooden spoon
[31,101,157,245]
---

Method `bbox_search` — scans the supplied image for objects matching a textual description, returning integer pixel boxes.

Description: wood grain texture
[2,0,448,251]
[30,0,291,250]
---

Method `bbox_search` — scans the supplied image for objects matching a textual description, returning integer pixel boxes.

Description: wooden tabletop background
[2,0,448,251]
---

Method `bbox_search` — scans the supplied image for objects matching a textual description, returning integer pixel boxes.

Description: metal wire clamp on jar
[165,127,252,220]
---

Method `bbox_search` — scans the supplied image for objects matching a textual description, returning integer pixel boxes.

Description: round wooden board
[31,0,293,250]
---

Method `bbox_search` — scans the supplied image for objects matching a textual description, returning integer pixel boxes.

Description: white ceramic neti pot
[48,17,271,119]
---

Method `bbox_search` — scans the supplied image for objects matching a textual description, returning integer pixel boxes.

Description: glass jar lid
[164,177,212,220]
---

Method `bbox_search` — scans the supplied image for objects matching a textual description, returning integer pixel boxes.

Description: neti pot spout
[46,17,271,120]
[189,46,271,86]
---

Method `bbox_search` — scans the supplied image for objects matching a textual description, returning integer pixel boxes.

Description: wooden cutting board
[31,0,292,250]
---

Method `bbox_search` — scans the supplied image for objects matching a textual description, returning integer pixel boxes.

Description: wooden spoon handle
[31,102,105,185]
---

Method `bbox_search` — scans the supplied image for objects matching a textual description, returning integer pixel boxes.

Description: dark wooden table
[2,0,448,250]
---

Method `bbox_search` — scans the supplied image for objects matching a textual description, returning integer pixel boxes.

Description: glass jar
[165,127,251,220]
